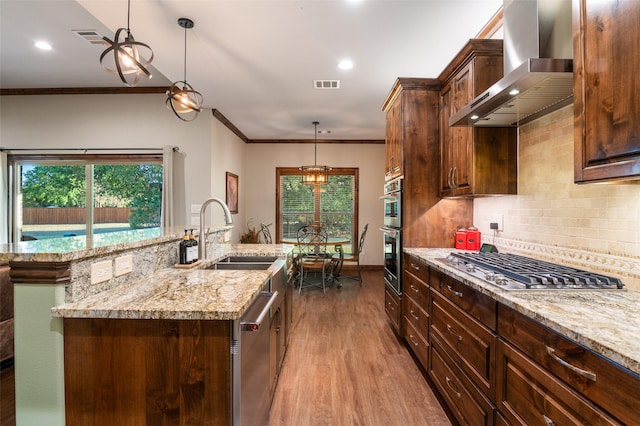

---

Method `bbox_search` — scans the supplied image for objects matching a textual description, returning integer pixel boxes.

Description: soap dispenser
[179,230,190,264]
[187,229,198,263]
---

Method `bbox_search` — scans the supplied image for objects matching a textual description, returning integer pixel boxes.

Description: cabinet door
[440,83,455,195]
[385,99,403,180]
[573,0,640,183]
[450,62,473,194]
[497,340,619,426]
[384,285,401,334]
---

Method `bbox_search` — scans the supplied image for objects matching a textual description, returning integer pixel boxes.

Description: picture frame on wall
[226,172,238,214]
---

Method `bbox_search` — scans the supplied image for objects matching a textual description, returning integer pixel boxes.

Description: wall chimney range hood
[450,0,573,127]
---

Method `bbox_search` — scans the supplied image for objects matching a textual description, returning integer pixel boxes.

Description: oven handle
[379,194,399,200]
[379,227,400,236]
[240,291,278,332]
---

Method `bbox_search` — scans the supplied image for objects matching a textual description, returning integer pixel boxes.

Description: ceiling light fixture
[300,121,332,185]
[34,41,52,51]
[338,59,354,70]
[99,0,154,87]
[166,18,203,122]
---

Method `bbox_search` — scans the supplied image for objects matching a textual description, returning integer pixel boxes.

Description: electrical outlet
[490,222,499,230]
[491,214,504,231]
[191,204,202,214]
[115,255,133,276]
[91,260,112,284]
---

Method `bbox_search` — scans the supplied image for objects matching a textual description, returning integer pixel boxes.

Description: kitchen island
[1,227,294,426]
[404,247,640,425]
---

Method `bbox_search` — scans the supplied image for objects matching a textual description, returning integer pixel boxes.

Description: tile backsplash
[474,106,640,290]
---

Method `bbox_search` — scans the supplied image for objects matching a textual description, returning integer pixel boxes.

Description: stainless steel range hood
[450,0,573,127]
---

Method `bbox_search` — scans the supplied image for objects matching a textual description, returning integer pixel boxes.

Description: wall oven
[381,226,402,295]
[382,176,402,229]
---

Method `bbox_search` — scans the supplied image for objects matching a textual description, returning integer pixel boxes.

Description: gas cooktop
[438,252,624,291]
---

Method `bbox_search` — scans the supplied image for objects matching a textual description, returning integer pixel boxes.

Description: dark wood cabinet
[498,304,640,425]
[384,284,401,334]
[382,78,473,248]
[573,0,640,183]
[402,254,430,368]
[496,339,618,426]
[438,40,517,197]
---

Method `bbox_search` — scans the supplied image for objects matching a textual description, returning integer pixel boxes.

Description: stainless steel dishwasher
[231,260,285,426]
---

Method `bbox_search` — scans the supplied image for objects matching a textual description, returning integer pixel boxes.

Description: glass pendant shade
[100,1,154,87]
[300,121,331,185]
[166,18,203,122]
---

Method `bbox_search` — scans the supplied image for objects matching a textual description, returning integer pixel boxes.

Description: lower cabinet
[430,334,495,426]
[384,284,401,334]
[496,339,618,426]
[402,255,430,369]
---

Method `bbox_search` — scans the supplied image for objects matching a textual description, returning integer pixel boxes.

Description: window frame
[275,167,359,250]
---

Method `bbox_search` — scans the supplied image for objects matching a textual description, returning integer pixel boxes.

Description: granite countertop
[51,244,294,321]
[404,247,640,376]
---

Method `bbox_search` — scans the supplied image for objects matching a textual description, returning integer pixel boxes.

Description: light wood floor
[269,270,451,426]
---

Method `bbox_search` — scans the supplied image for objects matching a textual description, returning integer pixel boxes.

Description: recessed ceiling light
[338,59,354,70]
[470,114,479,120]
[34,41,52,51]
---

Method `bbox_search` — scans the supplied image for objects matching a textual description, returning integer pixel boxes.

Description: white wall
[244,143,386,265]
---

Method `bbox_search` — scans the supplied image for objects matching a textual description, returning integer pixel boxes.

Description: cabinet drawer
[497,340,619,426]
[384,285,401,334]
[402,294,428,338]
[403,254,430,284]
[498,304,640,425]
[405,318,429,369]
[430,335,495,426]
[430,268,496,329]
[431,289,496,400]
[403,267,429,309]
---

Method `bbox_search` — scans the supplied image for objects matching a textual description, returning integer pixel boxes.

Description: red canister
[466,227,481,251]
[455,228,467,250]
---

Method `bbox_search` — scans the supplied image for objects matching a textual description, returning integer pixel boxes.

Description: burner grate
[449,252,623,289]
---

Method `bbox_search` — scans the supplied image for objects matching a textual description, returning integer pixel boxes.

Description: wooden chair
[332,224,368,285]
[296,224,331,294]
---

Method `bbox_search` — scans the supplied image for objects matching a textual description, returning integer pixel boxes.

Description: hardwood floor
[0,271,450,426]
[1,361,15,426]
[270,271,451,426]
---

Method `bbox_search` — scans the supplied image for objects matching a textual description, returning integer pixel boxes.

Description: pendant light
[166,18,203,122]
[99,0,154,87]
[300,121,332,185]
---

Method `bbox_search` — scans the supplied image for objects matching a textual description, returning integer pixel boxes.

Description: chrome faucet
[199,197,233,260]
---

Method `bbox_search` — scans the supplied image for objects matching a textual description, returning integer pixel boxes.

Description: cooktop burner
[439,252,624,290]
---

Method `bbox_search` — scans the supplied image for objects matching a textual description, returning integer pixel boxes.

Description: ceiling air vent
[313,80,340,89]
[72,29,108,46]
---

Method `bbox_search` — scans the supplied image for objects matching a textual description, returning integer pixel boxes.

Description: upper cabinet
[439,40,517,197]
[385,97,404,180]
[573,0,640,183]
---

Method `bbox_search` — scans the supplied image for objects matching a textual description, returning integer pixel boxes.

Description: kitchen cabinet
[402,254,430,369]
[0,263,13,364]
[382,78,472,248]
[496,339,618,425]
[384,285,401,334]
[573,0,640,183]
[438,40,517,197]
[498,304,640,425]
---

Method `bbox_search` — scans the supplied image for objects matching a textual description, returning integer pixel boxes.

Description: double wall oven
[381,176,403,295]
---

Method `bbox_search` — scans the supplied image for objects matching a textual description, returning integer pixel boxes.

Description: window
[276,167,358,251]
[8,153,162,243]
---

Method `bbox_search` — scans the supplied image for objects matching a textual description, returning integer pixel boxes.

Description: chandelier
[166,18,204,121]
[300,121,331,185]
[99,0,154,87]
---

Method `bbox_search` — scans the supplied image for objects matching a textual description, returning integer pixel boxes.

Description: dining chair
[332,223,368,285]
[296,224,331,294]
[260,222,273,244]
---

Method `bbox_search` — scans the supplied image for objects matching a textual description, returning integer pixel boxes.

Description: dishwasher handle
[241,291,278,331]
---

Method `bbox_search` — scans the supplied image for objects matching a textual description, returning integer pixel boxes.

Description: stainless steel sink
[210,263,272,270]
[217,256,279,263]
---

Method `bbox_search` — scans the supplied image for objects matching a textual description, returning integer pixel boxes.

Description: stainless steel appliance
[439,252,625,291]
[231,259,285,426]
[381,176,403,295]
[382,176,402,228]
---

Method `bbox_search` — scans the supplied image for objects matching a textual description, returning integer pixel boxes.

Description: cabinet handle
[410,284,419,294]
[408,334,419,347]
[446,324,463,341]
[542,414,556,426]
[452,167,458,188]
[546,346,597,382]
[447,167,454,189]
[446,285,463,298]
[410,263,421,271]
[410,309,419,321]
[445,376,461,398]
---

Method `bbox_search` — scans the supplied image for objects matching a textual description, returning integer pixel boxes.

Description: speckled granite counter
[404,247,640,376]
[51,244,294,321]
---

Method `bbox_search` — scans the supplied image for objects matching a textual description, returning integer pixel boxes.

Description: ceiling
[0,0,503,141]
